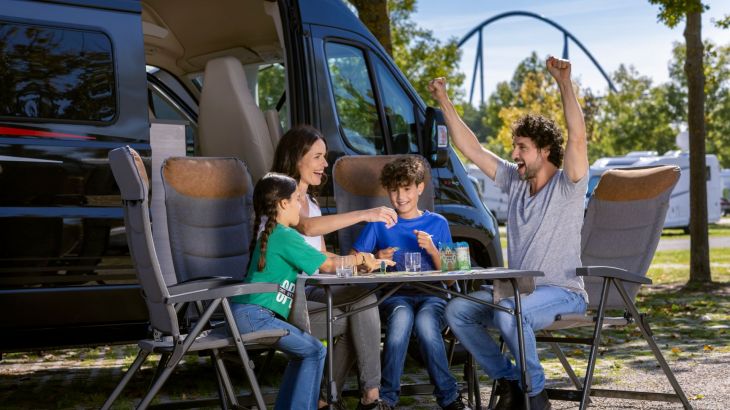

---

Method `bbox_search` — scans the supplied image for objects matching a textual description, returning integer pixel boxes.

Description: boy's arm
[429,78,503,180]
[547,56,588,183]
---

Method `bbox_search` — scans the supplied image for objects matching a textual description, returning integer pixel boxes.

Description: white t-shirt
[301,195,323,251]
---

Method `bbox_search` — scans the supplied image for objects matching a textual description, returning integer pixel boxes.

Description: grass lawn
[661,222,730,239]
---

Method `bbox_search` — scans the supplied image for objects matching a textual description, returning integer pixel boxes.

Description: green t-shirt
[232,224,326,319]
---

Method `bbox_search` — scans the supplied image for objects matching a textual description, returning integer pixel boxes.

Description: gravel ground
[0,342,727,409]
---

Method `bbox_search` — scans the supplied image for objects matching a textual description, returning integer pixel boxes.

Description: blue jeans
[232,303,326,410]
[445,285,587,396]
[380,295,459,408]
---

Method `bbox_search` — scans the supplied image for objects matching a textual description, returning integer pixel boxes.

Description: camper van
[467,164,508,223]
[588,151,722,230]
[0,0,501,352]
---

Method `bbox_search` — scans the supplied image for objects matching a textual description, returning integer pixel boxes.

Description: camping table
[306,268,544,410]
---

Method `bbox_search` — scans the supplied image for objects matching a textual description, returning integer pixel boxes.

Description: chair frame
[103,146,285,410]
[540,267,692,409]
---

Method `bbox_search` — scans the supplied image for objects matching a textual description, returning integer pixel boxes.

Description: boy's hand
[376,247,397,260]
[546,56,571,84]
[414,230,437,254]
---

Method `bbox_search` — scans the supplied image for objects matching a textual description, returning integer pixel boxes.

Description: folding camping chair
[102,146,286,410]
[533,165,692,409]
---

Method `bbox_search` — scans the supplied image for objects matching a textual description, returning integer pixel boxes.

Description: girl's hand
[376,247,397,260]
[356,252,396,272]
[414,230,437,255]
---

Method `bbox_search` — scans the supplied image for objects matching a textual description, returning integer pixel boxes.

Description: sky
[410,0,730,103]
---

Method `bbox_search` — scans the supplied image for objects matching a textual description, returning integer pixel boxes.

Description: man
[429,56,589,410]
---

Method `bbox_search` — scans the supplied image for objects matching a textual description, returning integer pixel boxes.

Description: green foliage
[647,0,707,28]
[667,40,730,166]
[468,52,592,161]
[590,65,679,161]
[388,0,465,106]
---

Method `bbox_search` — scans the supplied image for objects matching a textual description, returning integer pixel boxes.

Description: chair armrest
[166,282,280,304]
[576,266,652,285]
[169,276,240,294]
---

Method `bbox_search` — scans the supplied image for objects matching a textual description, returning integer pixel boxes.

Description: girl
[231,173,386,410]
[271,125,392,410]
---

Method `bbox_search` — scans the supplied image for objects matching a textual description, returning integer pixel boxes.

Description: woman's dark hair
[512,113,564,168]
[271,124,327,200]
[248,172,298,271]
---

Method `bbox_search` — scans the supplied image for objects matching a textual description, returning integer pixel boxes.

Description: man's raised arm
[547,56,588,182]
[428,78,503,180]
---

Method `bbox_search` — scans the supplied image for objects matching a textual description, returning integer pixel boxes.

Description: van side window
[257,63,288,130]
[0,21,115,123]
[325,42,384,155]
[373,58,418,154]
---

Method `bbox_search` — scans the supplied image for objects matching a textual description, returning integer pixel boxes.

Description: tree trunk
[684,11,712,284]
[350,0,392,55]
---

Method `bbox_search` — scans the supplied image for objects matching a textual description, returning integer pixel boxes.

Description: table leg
[511,278,531,410]
[326,285,337,408]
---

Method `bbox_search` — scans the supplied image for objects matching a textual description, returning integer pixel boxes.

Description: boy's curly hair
[512,113,564,168]
[380,156,426,190]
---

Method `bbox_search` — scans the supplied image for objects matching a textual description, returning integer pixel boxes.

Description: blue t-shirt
[352,210,452,272]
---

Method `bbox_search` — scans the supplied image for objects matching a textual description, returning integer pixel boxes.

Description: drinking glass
[405,252,421,272]
[335,256,354,278]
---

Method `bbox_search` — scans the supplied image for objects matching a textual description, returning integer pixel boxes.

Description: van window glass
[373,58,417,154]
[0,21,115,122]
[149,88,198,155]
[325,43,384,155]
[257,63,288,130]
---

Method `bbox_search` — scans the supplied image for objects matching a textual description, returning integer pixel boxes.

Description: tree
[349,0,392,55]
[649,0,711,285]
[349,0,465,106]
[667,40,730,167]
[475,52,591,161]
[591,65,678,161]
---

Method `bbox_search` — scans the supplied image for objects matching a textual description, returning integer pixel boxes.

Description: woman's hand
[361,206,398,228]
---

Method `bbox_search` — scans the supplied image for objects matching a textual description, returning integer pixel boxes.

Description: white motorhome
[467,164,508,223]
[589,151,722,231]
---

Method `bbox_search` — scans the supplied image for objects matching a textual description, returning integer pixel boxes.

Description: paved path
[657,235,730,251]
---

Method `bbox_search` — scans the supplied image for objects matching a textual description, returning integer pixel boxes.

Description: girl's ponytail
[248,172,298,272]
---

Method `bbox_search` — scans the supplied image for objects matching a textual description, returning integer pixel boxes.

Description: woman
[271,124,394,410]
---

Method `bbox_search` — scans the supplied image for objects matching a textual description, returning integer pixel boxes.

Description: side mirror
[423,106,449,167]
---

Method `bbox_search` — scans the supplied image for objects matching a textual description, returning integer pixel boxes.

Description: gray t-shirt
[495,160,588,301]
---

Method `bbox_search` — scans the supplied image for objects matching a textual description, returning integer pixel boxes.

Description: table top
[304,267,543,285]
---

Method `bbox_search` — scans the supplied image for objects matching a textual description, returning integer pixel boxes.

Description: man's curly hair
[512,113,564,168]
[380,156,426,190]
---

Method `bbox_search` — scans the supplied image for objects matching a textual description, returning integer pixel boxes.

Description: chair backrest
[333,154,434,253]
[581,165,680,310]
[162,157,254,283]
[108,146,180,335]
[198,56,274,183]
[264,108,284,148]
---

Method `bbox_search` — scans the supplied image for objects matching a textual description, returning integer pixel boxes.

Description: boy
[351,156,470,410]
